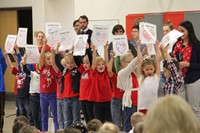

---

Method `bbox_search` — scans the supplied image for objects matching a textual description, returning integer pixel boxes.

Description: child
[73,44,94,123]
[160,46,184,95]
[90,43,112,123]
[129,112,144,133]
[54,44,81,128]
[23,54,41,130]
[108,50,124,130]
[117,53,138,132]
[38,43,58,133]
[86,119,102,132]
[0,48,7,133]
[137,40,160,114]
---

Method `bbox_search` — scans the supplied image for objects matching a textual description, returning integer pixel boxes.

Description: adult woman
[35,31,51,52]
[173,20,200,121]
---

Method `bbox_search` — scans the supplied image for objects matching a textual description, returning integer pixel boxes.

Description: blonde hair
[131,112,144,127]
[141,58,156,77]
[83,55,90,63]
[64,53,74,62]
[143,95,200,133]
[44,51,51,58]
[163,20,174,31]
[87,119,102,132]
[96,56,105,64]
[99,122,119,133]
[119,53,134,70]
[35,31,45,37]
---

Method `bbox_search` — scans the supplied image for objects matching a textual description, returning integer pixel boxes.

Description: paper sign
[5,35,17,53]
[47,29,60,49]
[112,35,129,56]
[146,44,156,55]
[25,45,40,64]
[160,29,183,48]
[139,22,157,44]
[59,29,73,51]
[91,25,109,46]
[45,22,61,37]
[16,28,28,47]
[73,35,88,56]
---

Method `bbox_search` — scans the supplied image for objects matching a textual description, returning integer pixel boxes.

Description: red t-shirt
[131,73,138,106]
[56,71,64,99]
[40,65,57,93]
[63,70,79,98]
[12,67,18,95]
[79,65,93,101]
[89,67,112,102]
[111,73,124,99]
[38,44,51,53]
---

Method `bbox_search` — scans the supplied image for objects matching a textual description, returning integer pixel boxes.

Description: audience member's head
[133,121,144,133]
[56,129,65,133]
[99,122,119,133]
[12,121,28,133]
[70,121,88,133]
[18,125,35,133]
[131,112,144,128]
[143,95,200,133]
[87,119,102,132]
[14,116,29,124]
[112,24,125,35]
[64,127,82,133]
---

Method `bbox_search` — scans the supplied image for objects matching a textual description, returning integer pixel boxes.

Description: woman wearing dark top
[173,20,200,121]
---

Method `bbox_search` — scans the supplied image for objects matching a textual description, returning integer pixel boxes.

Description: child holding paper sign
[38,43,58,133]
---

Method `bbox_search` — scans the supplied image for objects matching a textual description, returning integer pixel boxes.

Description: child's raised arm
[22,54,31,76]
[4,53,13,69]
[91,44,96,70]
[14,44,22,72]
[155,40,161,77]
[137,40,142,77]
[108,50,115,77]
[104,42,109,67]
[38,39,47,70]
[51,47,59,73]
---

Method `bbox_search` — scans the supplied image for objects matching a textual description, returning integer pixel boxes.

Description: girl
[137,41,160,114]
[38,42,58,133]
[91,43,112,123]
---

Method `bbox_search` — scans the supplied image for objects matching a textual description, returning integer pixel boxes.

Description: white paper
[112,35,129,56]
[146,44,156,55]
[139,22,157,44]
[16,28,28,47]
[25,45,40,64]
[73,35,88,56]
[5,35,17,53]
[160,29,183,48]
[47,28,60,49]
[91,24,109,46]
[45,22,61,37]
[59,29,73,51]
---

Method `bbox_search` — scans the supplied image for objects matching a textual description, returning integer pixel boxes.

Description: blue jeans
[64,96,80,128]
[123,105,137,132]
[57,99,65,129]
[18,96,32,123]
[111,98,123,130]
[40,93,58,133]
[30,95,41,130]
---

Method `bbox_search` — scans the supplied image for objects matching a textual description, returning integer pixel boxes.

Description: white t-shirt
[138,74,159,110]
[29,71,40,93]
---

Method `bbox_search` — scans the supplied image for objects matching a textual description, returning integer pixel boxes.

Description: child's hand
[51,47,55,53]
[91,43,96,50]
[23,53,27,63]
[43,37,47,44]
[71,46,74,52]
[137,40,141,47]
[104,41,109,49]
[86,43,90,49]
[14,43,19,53]
[155,40,160,48]
[110,50,115,58]
[56,42,60,53]
[142,47,147,56]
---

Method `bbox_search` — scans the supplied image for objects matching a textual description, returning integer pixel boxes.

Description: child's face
[45,55,52,66]
[163,68,171,79]
[66,58,75,70]
[83,59,90,71]
[142,64,155,77]
[96,61,105,73]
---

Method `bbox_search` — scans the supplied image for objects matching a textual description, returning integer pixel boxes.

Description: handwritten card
[45,22,61,37]
[59,29,73,51]
[16,28,28,47]
[5,35,17,53]
[146,44,156,55]
[112,35,129,56]
[73,35,88,56]
[47,29,60,49]
[139,22,157,44]
[25,45,40,64]
[91,25,109,46]
[160,29,183,48]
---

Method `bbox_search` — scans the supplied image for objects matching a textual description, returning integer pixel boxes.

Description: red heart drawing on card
[95,31,107,43]
[28,51,39,61]
[116,42,126,54]
[6,41,13,51]
[143,30,155,41]
[61,35,71,45]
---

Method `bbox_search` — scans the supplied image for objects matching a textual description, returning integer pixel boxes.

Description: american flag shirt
[163,61,184,95]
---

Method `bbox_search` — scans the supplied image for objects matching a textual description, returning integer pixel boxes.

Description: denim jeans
[57,99,65,129]
[123,105,137,132]
[18,96,32,123]
[40,93,58,133]
[30,95,41,130]
[94,101,112,123]
[64,96,80,128]
[111,98,123,130]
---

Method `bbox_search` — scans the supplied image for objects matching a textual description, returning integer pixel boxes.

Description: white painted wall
[1,0,200,43]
